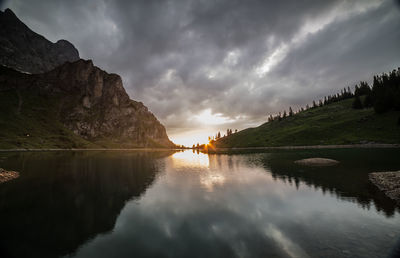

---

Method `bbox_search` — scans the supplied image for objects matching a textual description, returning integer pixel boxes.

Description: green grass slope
[215,98,400,148]
[0,89,100,149]
[0,89,173,149]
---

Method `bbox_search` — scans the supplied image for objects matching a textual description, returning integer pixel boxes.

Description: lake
[0,149,399,258]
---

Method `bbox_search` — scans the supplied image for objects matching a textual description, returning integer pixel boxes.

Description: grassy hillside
[0,89,100,149]
[215,98,400,148]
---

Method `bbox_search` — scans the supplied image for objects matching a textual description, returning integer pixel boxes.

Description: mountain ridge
[0,8,80,73]
[0,9,174,148]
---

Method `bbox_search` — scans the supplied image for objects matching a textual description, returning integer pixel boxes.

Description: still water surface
[0,149,400,258]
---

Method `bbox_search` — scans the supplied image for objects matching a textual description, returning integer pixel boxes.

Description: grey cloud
[269,0,400,106]
[2,0,398,134]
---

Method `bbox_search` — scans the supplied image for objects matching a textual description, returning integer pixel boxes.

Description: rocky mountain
[0,9,174,148]
[0,8,79,73]
[0,59,174,148]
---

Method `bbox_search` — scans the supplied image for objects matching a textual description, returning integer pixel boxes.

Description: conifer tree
[289,107,293,116]
[352,96,363,109]
[363,94,373,108]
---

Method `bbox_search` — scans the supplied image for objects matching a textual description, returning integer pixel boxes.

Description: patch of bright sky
[194,108,235,125]
[168,108,238,146]
[168,128,213,146]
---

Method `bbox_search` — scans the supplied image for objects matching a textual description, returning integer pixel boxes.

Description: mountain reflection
[0,151,173,258]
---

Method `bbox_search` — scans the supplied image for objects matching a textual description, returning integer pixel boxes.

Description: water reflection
[0,151,173,258]
[0,149,399,258]
[71,150,400,258]
[256,148,400,216]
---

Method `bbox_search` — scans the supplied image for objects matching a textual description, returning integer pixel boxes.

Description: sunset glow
[194,109,235,125]
[168,128,212,146]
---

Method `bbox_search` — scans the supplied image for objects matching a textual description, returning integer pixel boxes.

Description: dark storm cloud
[2,0,399,131]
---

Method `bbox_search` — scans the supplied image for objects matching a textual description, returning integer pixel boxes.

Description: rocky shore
[369,171,400,204]
[0,168,19,183]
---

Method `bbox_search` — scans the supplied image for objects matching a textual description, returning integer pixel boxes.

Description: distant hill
[215,97,400,148]
[0,8,79,73]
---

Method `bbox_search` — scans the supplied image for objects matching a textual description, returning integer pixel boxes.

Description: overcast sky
[2,0,400,145]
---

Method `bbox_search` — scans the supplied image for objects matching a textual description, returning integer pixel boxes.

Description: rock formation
[0,60,174,147]
[0,8,79,73]
[0,8,174,148]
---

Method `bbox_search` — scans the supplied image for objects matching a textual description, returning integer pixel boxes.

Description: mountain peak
[0,8,79,73]
[3,8,16,16]
[0,8,174,148]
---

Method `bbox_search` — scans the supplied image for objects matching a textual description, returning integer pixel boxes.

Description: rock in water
[294,158,339,166]
[369,171,400,204]
[0,168,19,183]
[0,8,79,73]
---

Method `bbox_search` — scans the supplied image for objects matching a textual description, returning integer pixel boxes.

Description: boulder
[0,168,19,183]
[294,158,339,166]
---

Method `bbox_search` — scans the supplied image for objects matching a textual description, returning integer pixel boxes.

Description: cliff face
[0,9,174,148]
[0,8,79,73]
[0,61,174,148]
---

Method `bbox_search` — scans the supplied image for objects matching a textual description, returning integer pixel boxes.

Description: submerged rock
[0,168,19,183]
[369,171,400,204]
[294,158,339,166]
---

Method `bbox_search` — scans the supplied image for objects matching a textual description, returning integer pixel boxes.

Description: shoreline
[210,143,400,151]
[0,148,179,152]
[369,171,400,204]
[0,144,399,152]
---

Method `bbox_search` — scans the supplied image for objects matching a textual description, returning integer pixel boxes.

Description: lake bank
[202,143,400,153]
[0,148,180,152]
[369,171,400,204]
[1,143,399,152]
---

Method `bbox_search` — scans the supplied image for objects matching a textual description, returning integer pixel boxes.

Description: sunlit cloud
[193,109,235,126]
[168,128,213,146]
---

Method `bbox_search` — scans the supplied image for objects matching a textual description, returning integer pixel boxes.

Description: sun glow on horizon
[168,128,212,147]
[167,108,237,146]
[194,109,235,126]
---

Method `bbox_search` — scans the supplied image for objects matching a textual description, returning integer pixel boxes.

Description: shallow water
[0,149,399,258]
